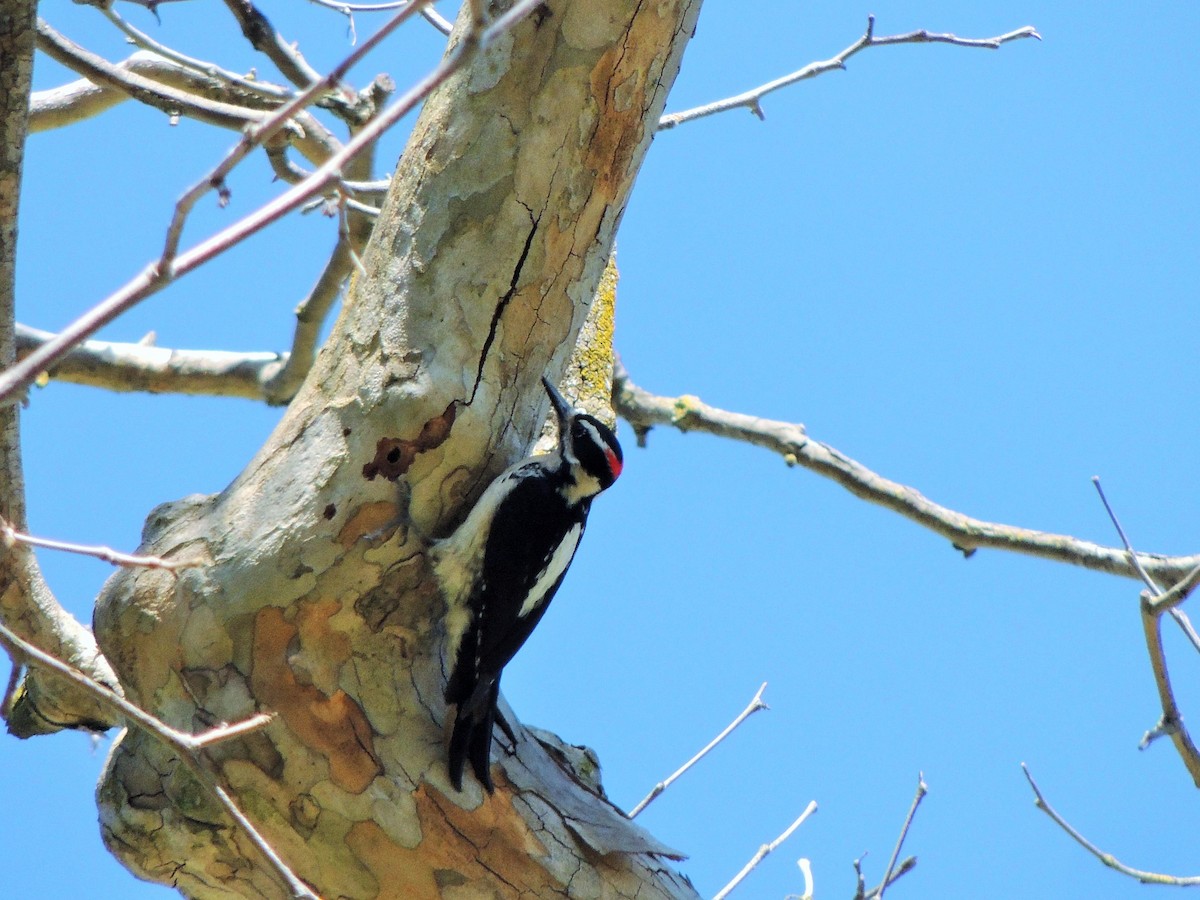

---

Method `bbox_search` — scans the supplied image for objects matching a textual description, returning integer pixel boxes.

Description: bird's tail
[448,678,500,792]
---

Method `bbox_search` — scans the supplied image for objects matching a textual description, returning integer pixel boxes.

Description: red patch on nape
[606,448,623,480]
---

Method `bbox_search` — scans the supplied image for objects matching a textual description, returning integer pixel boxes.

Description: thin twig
[159,0,426,267]
[0,620,305,896]
[613,363,1200,587]
[659,16,1039,130]
[308,0,455,36]
[628,682,768,818]
[99,6,288,103]
[877,773,927,900]
[0,0,549,407]
[712,802,818,900]
[0,517,201,570]
[1022,763,1200,886]
[854,852,917,900]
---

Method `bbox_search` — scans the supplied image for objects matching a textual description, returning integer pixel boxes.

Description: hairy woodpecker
[432,377,623,792]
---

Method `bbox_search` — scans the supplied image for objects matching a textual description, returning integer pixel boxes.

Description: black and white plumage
[432,377,623,792]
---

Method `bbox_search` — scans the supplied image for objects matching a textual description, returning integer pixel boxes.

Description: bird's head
[543,377,624,493]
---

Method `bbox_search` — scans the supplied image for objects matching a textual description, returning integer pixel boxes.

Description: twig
[0,516,202,570]
[99,6,288,104]
[877,773,927,900]
[1092,477,1200,784]
[712,801,818,900]
[853,852,917,900]
[1022,763,1200,886]
[308,0,455,37]
[628,682,768,818]
[0,0,549,407]
[0,620,309,897]
[613,363,1200,587]
[659,16,1039,130]
[159,0,425,267]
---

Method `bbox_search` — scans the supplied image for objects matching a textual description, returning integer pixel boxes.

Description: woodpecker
[432,377,624,792]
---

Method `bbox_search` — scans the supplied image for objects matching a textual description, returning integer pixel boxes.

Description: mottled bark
[0,0,120,736]
[92,2,703,897]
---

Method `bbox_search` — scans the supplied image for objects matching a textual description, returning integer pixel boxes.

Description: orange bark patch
[337,501,398,548]
[344,779,562,899]
[362,402,456,481]
[252,606,383,793]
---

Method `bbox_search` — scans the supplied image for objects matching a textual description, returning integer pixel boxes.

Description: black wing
[445,475,591,790]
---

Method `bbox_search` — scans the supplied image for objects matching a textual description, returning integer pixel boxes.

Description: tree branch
[36,20,267,131]
[659,16,1039,130]
[713,802,819,900]
[613,363,1200,586]
[1092,479,1200,785]
[1022,763,1200,886]
[629,682,768,819]
[0,0,121,738]
[221,0,322,90]
[876,774,927,900]
[0,517,203,571]
[34,26,343,167]
[15,323,286,400]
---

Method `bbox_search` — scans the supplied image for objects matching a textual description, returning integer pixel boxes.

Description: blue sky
[4,1,1199,897]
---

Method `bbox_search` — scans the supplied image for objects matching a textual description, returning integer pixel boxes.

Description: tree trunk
[91,1,703,896]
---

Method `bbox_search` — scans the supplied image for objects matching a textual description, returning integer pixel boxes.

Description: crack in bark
[468,207,540,405]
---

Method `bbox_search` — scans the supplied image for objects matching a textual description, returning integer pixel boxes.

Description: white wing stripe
[519,522,582,618]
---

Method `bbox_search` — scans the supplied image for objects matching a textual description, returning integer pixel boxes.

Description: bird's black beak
[542,377,573,436]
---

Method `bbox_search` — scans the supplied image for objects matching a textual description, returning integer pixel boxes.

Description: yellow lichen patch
[344,779,562,900]
[251,606,383,793]
[338,501,399,548]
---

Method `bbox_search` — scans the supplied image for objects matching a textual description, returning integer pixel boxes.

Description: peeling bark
[91,2,703,896]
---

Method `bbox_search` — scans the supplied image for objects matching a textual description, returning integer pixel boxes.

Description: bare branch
[1022,763,1200,886]
[1138,596,1200,784]
[629,682,768,819]
[613,363,1200,587]
[36,20,266,131]
[1091,478,1200,783]
[0,619,309,898]
[15,323,286,400]
[860,857,916,900]
[0,0,552,407]
[221,0,322,90]
[261,236,354,403]
[877,773,927,900]
[659,16,1039,130]
[99,6,289,104]
[0,516,202,571]
[308,0,455,37]
[713,801,818,900]
[1,2,123,737]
